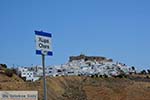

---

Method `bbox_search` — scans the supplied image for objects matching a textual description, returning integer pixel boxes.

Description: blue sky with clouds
[0,0,150,70]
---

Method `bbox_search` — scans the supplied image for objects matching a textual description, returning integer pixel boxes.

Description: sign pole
[42,54,47,100]
[35,30,52,100]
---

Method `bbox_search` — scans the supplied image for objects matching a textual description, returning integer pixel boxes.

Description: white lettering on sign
[0,91,38,100]
[36,35,52,52]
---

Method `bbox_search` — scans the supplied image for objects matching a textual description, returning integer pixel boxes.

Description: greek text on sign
[35,31,52,56]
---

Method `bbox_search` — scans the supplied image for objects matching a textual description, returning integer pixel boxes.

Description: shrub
[5,69,13,77]
[99,75,102,78]
[91,74,94,78]
[103,74,108,78]
[116,74,123,78]
[0,64,7,68]
[115,73,128,78]
[146,76,149,79]
[95,74,98,78]
[11,67,17,75]
[140,70,147,74]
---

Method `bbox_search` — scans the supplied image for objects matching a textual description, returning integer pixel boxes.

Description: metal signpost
[35,30,52,100]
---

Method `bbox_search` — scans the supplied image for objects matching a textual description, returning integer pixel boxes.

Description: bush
[114,73,127,78]
[95,74,99,78]
[91,74,94,78]
[116,74,123,78]
[99,75,103,78]
[5,69,13,77]
[140,70,147,74]
[146,76,149,79]
[11,68,17,75]
[0,64,7,68]
[103,74,108,78]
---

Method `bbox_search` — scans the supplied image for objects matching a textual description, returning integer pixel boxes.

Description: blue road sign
[35,31,53,56]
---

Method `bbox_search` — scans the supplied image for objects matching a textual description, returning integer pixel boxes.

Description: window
[57,69,62,72]
[49,71,52,73]
[49,68,52,70]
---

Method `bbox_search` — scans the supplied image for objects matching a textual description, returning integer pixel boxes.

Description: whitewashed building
[16,56,133,81]
[17,67,40,82]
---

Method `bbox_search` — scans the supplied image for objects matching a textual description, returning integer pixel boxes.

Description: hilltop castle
[69,54,113,62]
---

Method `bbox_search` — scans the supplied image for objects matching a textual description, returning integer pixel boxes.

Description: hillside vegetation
[0,73,150,100]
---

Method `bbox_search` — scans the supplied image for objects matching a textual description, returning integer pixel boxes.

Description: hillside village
[15,54,136,81]
[1,55,150,100]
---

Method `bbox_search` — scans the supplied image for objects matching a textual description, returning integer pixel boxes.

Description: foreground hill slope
[0,74,150,100]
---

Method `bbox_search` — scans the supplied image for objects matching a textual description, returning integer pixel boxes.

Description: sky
[0,0,150,71]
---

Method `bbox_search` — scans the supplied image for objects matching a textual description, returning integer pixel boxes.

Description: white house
[17,67,40,82]
[15,58,133,81]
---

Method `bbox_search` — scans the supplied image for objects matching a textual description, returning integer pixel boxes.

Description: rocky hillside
[0,73,150,100]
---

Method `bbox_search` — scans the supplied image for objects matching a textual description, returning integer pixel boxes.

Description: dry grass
[0,74,150,100]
